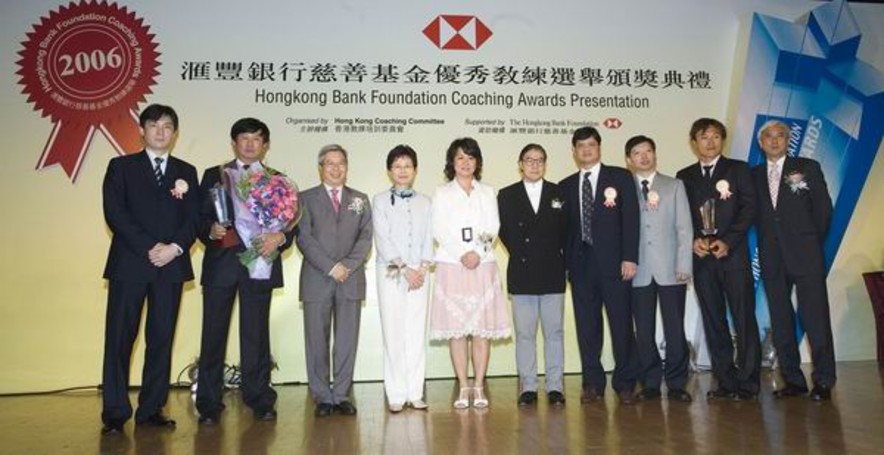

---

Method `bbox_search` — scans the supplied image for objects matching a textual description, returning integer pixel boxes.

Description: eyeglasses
[521,157,546,166]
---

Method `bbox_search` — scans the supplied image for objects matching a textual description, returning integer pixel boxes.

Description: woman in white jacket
[372,145,434,413]
[429,137,511,409]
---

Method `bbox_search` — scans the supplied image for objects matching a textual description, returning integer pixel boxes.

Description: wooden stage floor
[1,361,882,454]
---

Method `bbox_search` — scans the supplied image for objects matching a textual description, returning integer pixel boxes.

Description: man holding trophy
[195,118,298,424]
[676,118,760,401]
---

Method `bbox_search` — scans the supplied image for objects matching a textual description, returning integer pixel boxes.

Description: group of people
[99,103,837,435]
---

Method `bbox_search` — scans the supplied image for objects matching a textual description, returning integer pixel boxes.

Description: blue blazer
[559,164,639,278]
[102,150,199,283]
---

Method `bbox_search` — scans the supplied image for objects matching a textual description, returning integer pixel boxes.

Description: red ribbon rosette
[16,1,159,181]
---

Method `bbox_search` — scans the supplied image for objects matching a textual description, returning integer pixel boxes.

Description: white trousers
[377,270,429,405]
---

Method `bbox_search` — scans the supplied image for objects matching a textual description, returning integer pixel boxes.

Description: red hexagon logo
[423,15,492,50]
[603,118,623,129]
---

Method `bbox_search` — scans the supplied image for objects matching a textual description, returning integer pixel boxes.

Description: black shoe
[706,388,737,400]
[198,414,220,425]
[667,389,693,402]
[518,391,538,406]
[335,401,358,415]
[618,390,636,405]
[773,384,809,399]
[809,385,832,401]
[636,388,662,401]
[547,391,566,407]
[733,389,758,401]
[135,413,176,427]
[314,403,334,417]
[254,409,277,421]
[580,386,603,403]
[101,420,125,435]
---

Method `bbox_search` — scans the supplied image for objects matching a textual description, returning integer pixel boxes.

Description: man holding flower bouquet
[195,118,298,424]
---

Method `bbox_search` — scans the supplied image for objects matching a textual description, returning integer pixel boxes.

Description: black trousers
[101,280,182,424]
[763,264,836,388]
[632,280,689,390]
[196,281,276,416]
[568,243,638,393]
[693,258,761,393]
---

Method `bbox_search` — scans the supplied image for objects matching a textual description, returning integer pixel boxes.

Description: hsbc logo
[603,118,623,129]
[423,15,492,50]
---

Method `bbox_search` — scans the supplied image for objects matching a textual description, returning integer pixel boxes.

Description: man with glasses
[498,144,567,407]
[297,145,373,417]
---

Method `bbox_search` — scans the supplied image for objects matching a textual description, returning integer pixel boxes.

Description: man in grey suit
[296,144,373,417]
[625,135,694,402]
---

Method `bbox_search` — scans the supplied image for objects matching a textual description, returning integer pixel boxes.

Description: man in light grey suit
[296,144,373,417]
[625,135,694,402]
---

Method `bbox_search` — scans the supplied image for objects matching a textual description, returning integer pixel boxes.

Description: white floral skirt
[429,262,511,340]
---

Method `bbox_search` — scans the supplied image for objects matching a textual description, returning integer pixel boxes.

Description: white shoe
[473,387,489,408]
[389,403,404,413]
[409,399,428,410]
[453,388,471,409]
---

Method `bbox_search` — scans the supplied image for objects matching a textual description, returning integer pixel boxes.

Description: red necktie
[331,188,340,213]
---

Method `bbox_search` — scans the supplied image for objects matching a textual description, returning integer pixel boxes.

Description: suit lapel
[593,165,608,210]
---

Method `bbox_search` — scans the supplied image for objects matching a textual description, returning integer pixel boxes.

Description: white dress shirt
[432,179,500,264]
[523,179,543,214]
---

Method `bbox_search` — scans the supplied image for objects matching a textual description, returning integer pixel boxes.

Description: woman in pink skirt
[430,137,511,409]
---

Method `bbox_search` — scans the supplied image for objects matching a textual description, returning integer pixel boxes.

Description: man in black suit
[101,104,200,434]
[676,118,760,401]
[559,126,640,404]
[498,143,567,407]
[752,119,835,401]
[195,118,296,424]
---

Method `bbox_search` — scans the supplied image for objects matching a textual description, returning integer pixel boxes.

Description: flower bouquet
[228,167,299,279]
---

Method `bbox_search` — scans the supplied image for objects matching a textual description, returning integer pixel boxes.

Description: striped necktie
[154,157,164,187]
[581,172,593,244]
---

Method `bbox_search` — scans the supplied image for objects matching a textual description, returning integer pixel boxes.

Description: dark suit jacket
[752,156,832,277]
[676,156,756,270]
[102,150,199,283]
[559,164,639,278]
[296,184,373,301]
[198,162,296,289]
[497,180,566,295]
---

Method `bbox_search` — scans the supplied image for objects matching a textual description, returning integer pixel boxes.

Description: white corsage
[170,179,189,199]
[477,232,495,253]
[603,187,617,208]
[386,262,406,280]
[348,196,366,214]
[785,172,809,193]
[646,190,660,210]
[715,179,732,200]
[551,198,563,209]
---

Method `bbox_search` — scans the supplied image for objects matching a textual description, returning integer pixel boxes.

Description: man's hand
[148,243,179,267]
[330,263,351,283]
[709,239,730,259]
[258,232,285,258]
[208,223,227,240]
[621,261,637,281]
[676,272,692,283]
[693,238,710,258]
[460,251,481,270]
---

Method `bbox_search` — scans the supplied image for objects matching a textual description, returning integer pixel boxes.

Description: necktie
[331,188,340,213]
[581,172,593,244]
[154,157,164,187]
[641,179,649,200]
[769,164,781,209]
[702,165,713,180]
